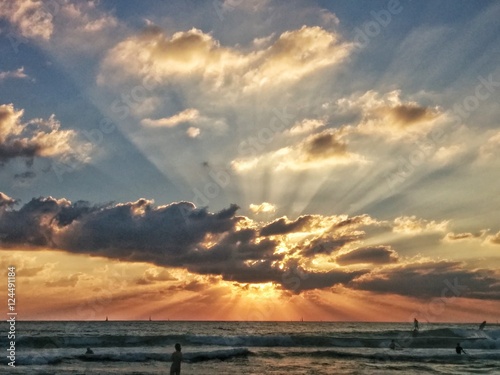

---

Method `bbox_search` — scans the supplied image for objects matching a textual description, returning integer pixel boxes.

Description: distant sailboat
[149,316,152,321]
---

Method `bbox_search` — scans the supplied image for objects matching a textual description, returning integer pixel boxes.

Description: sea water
[1,321,499,374]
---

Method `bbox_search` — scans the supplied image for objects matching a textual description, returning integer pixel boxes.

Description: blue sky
[0,0,500,321]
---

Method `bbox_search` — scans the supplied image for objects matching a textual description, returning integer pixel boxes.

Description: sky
[0,0,500,322]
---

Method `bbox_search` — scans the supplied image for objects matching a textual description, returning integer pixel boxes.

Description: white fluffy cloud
[0,0,54,40]
[393,216,448,234]
[0,67,29,82]
[287,119,325,136]
[232,128,366,173]
[332,90,442,141]
[249,202,277,214]
[141,109,200,128]
[0,103,91,164]
[98,26,353,93]
[0,0,117,42]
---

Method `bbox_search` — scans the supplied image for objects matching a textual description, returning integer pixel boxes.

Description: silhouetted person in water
[456,343,466,354]
[413,318,419,331]
[85,347,94,355]
[389,339,397,350]
[479,321,486,330]
[170,343,182,375]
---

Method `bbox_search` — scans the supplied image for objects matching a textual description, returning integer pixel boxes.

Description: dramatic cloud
[389,104,435,126]
[301,130,348,161]
[331,90,442,141]
[231,128,365,173]
[281,269,367,293]
[0,103,90,165]
[350,260,500,300]
[222,89,445,176]
[2,192,500,298]
[292,214,379,257]
[98,25,353,92]
[299,235,361,257]
[0,193,376,292]
[260,216,313,236]
[336,246,399,265]
[2,182,499,302]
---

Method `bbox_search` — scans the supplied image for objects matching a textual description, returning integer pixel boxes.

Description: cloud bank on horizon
[1,191,499,300]
[1,0,500,320]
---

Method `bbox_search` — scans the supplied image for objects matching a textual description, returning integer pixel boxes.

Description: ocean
[1,321,499,374]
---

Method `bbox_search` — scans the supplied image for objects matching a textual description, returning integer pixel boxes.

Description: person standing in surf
[170,343,182,375]
[455,343,467,355]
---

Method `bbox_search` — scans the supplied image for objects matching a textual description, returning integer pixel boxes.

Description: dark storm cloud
[336,245,398,265]
[260,215,312,236]
[331,215,372,229]
[350,261,500,300]
[282,268,367,293]
[0,195,236,254]
[298,214,375,257]
[0,195,66,246]
[0,192,372,291]
[57,200,240,263]
[300,235,361,257]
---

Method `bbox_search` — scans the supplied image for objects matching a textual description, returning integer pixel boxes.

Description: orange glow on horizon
[2,249,500,322]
